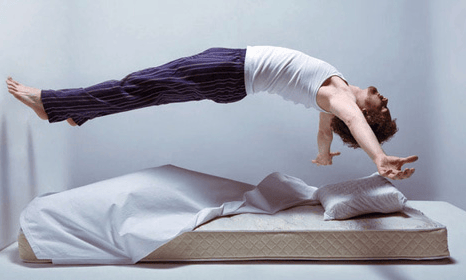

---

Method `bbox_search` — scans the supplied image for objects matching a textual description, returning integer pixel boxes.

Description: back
[244,46,345,112]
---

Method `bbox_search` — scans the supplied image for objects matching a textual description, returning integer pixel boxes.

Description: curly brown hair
[330,110,398,149]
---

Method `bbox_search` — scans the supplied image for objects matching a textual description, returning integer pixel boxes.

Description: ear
[361,108,376,123]
[361,108,369,116]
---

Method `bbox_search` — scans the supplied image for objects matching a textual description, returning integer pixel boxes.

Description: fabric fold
[20,165,319,264]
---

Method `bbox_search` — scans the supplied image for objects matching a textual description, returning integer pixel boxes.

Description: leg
[11,48,247,126]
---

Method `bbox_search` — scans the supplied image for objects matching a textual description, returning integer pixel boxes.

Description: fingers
[330,151,341,157]
[385,168,415,180]
[312,160,327,166]
[312,159,332,166]
[402,155,419,164]
[313,152,340,166]
[394,168,414,180]
[405,168,415,178]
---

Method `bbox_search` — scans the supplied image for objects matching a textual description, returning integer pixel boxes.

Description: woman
[6,46,417,180]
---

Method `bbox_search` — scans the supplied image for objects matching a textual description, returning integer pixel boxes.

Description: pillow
[314,173,407,220]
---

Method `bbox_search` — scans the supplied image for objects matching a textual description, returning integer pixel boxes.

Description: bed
[16,165,450,264]
[3,200,463,280]
[18,204,449,263]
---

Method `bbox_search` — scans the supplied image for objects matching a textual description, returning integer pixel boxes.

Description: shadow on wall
[0,116,38,250]
[0,116,11,250]
[27,124,38,200]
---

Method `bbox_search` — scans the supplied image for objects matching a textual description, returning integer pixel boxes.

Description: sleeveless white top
[244,46,346,112]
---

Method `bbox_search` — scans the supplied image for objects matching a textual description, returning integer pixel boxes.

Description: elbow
[343,115,364,130]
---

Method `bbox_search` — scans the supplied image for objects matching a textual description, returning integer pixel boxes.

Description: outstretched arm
[342,110,417,179]
[321,89,417,180]
[312,112,341,166]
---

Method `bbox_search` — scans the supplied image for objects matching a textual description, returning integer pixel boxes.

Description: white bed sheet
[20,165,319,264]
[17,164,424,265]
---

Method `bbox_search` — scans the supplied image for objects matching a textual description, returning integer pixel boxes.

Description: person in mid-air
[6,46,418,180]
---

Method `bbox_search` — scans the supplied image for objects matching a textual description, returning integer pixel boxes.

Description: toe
[6,79,15,87]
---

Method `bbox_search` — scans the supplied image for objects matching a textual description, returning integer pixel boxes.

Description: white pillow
[314,173,407,220]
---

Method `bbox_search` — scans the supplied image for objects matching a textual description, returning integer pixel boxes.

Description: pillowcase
[314,173,407,220]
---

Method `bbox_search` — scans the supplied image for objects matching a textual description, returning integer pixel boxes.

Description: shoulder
[316,76,353,113]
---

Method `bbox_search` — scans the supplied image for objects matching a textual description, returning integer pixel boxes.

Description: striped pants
[41,48,247,126]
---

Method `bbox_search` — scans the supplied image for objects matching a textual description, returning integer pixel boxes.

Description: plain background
[1,0,465,250]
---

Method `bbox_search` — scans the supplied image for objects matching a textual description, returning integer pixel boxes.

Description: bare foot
[67,118,77,126]
[6,77,78,127]
[6,77,48,120]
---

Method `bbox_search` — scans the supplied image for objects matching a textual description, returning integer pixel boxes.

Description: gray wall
[1,0,465,250]
[429,0,466,207]
[1,0,73,250]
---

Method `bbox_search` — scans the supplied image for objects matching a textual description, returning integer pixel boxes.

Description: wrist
[372,153,387,165]
[316,152,329,160]
[317,150,331,157]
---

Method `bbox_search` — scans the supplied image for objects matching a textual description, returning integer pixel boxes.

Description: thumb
[402,155,419,164]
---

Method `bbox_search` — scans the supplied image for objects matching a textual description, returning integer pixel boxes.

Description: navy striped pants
[41,48,247,126]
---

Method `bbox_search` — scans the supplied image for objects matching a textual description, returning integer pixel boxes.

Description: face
[362,86,389,115]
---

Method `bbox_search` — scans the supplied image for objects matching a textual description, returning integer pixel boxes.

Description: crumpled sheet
[20,165,319,264]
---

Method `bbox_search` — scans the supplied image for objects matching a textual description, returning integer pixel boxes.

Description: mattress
[18,203,449,263]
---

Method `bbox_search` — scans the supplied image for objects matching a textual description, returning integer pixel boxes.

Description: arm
[312,112,341,166]
[323,90,417,180]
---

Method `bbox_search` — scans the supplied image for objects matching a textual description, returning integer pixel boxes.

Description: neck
[349,85,364,109]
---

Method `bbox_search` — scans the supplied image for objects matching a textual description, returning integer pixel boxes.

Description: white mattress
[145,204,449,261]
[20,203,449,262]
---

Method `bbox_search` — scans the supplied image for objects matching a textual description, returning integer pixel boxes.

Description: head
[331,86,398,149]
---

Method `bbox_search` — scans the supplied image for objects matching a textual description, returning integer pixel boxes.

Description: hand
[375,155,418,180]
[312,152,341,166]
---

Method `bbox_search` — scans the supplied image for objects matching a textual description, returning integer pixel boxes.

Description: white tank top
[244,46,346,112]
